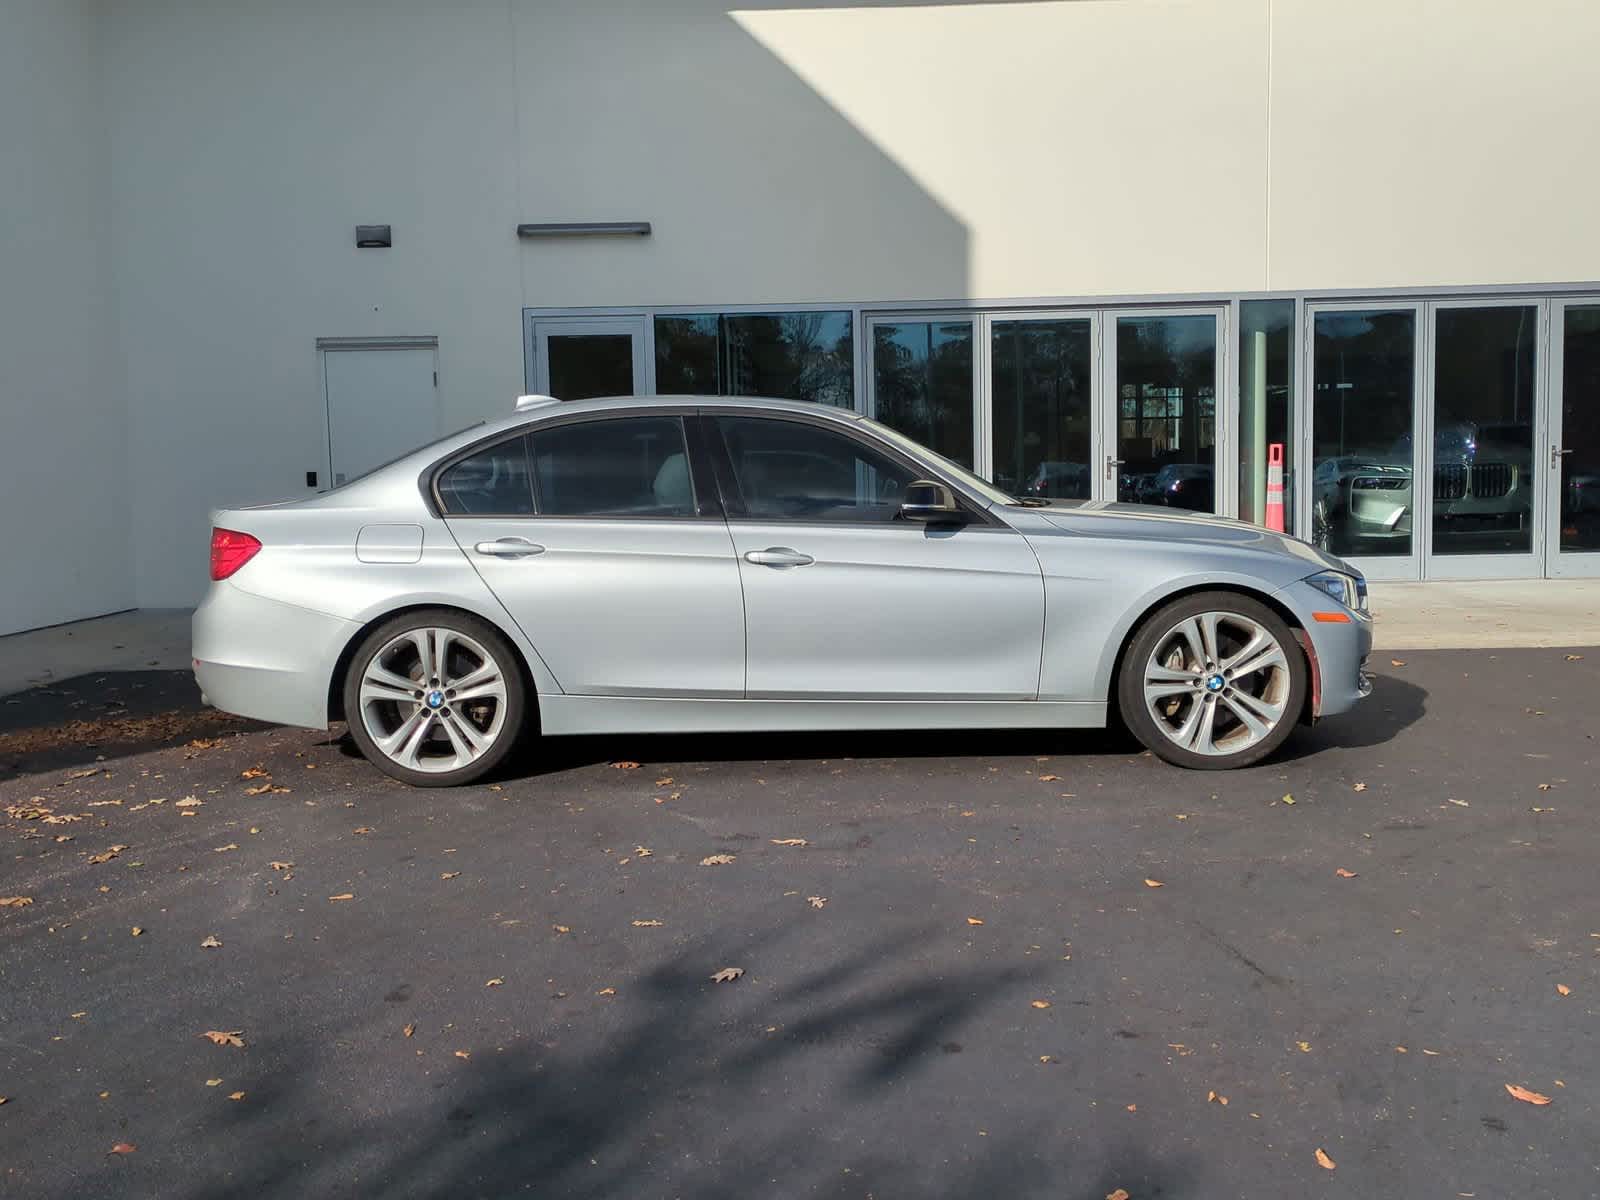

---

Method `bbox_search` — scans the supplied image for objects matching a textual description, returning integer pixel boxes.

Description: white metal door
[528,315,649,399]
[323,345,439,487]
[1102,308,1226,509]
[1547,297,1600,577]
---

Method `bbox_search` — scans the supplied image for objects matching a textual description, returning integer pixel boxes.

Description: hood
[1027,500,1350,573]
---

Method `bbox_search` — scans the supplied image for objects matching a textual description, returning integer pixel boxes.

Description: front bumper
[192,583,357,730]
[1272,579,1375,720]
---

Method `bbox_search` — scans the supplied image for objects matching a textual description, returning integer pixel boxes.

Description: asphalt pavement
[2,649,1597,1199]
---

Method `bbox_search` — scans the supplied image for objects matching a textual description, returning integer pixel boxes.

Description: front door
[323,343,439,486]
[528,315,649,399]
[1104,310,1224,511]
[1548,299,1600,577]
[708,411,1044,700]
[436,410,744,696]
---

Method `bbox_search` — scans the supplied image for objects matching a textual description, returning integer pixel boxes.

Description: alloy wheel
[1141,611,1291,757]
[357,627,510,774]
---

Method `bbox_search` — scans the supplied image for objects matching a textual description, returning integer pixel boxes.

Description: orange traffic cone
[1265,443,1286,532]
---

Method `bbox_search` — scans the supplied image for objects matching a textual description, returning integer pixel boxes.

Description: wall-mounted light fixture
[516,221,651,239]
[355,224,392,248]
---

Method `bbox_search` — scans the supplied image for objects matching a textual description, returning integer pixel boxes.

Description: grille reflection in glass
[1311,310,1416,557]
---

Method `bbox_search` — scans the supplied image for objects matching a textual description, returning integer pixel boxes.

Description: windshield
[859,415,1018,507]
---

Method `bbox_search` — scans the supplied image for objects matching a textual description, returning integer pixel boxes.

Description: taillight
[210,528,262,580]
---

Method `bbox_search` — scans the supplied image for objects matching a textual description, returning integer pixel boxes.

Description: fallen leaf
[1296,1041,1312,1052]
[353,826,374,835]
[1390,658,1407,667]
[1564,654,1583,662]
[327,893,354,902]
[1396,1046,1408,1053]
[403,1023,415,1038]
[1039,1055,1058,1064]
[66,766,103,780]
[806,896,827,908]
[700,854,736,866]
[268,861,293,872]
[711,967,745,983]
[631,919,664,927]
[1315,1148,1336,1170]
[206,1078,222,1087]
[1538,782,1554,791]
[966,917,985,926]
[552,924,570,934]
[175,797,202,808]
[770,838,808,846]
[1107,1191,1131,1200]
[201,1030,245,1048]
[241,766,268,779]
[633,846,654,857]
[228,1091,246,1101]
[109,1142,137,1155]
[1422,1048,1441,1056]
[1038,774,1060,782]
[1447,798,1470,808]
[654,777,674,786]
[1144,878,1164,888]
[454,1050,470,1060]
[485,977,504,987]
[960,810,976,817]
[213,843,239,853]
[1280,794,1296,805]
[87,799,123,808]
[1353,782,1367,792]
[611,761,640,770]
[130,927,143,937]
[1335,868,1358,878]
[440,872,460,880]
[597,987,616,997]
[0,897,34,908]
[1031,999,1052,1009]
[1557,984,1572,996]
[244,784,272,796]
[87,845,128,865]
[1505,1083,1552,1106]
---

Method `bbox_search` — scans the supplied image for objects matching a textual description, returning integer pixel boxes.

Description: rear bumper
[1272,579,1375,719]
[191,583,357,729]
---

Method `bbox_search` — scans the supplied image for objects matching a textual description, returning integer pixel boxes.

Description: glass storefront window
[1559,306,1600,554]
[1238,300,1294,533]
[870,320,975,467]
[1116,316,1217,512]
[654,311,854,407]
[1430,306,1537,556]
[990,319,1093,498]
[1311,309,1416,557]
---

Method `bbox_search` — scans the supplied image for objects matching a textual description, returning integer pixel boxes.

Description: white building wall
[0,0,129,636]
[51,0,1600,612]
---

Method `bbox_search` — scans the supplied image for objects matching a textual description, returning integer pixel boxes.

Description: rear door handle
[744,547,814,568]
[474,537,545,558]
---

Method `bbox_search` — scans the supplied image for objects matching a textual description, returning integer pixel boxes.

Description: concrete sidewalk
[1,582,1597,697]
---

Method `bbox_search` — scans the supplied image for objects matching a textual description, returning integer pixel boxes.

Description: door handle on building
[744,547,814,568]
[474,537,546,558]
[1105,455,1126,480]
[1552,445,1574,467]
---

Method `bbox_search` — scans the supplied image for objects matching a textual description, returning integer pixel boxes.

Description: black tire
[1117,591,1307,770]
[342,608,528,787]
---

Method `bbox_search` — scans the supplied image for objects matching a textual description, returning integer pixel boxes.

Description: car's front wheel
[1117,592,1306,770]
[342,609,527,787]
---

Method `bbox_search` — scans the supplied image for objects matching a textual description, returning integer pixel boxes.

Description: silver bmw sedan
[193,396,1373,785]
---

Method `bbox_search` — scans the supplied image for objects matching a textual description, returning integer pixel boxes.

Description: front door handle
[474,537,546,558]
[1105,455,1126,481]
[1552,445,1574,468]
[744,547,814,568]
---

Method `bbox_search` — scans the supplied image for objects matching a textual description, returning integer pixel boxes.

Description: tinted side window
[716,416,912,523]
[529,416,695,517]
[437,436,535,515]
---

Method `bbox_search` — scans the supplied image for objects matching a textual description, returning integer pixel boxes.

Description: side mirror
[899,479,961,521]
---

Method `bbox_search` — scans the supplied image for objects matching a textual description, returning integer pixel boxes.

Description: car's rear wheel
[342,610,527,787]
[1117,591,1306,770]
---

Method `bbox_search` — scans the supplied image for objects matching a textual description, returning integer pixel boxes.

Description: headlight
[1305,570,1367,613]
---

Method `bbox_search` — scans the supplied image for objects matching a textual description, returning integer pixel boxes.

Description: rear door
[708,412,1045,700]
[437,410,744,697]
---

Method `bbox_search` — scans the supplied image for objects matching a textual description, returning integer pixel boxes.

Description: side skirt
[537,696,1106,737]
